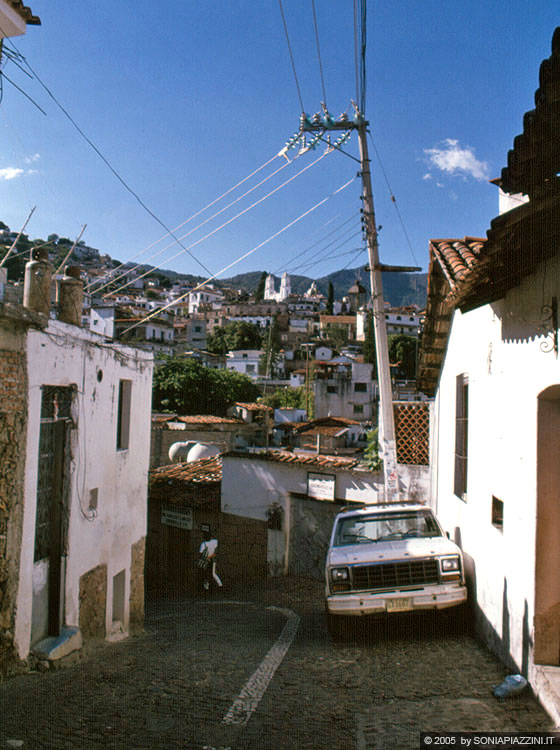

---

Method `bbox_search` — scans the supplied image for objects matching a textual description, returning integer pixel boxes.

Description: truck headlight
[441,557,460,572]
[330,567,349,581]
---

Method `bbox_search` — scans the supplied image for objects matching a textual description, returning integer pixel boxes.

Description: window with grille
[454,374,468,500]
[354,382,367,393]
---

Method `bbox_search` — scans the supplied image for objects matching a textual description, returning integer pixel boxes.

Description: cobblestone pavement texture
[0,577,554,749]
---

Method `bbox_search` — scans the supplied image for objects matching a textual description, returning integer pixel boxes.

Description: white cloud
[24,153,40,164]
[0,167,24,181]
[422,173,432,180]
[424,138,489,181]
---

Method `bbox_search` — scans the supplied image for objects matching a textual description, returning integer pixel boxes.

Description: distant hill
[221,267,427,308]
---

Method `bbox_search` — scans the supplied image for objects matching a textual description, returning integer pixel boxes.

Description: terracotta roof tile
[500,27,560,197]
[150,456,222,485]
[429,237,486,295]
[175,415,242,425]
[234,402,273,412]
[225,449,360,470]
[8,1,40,25]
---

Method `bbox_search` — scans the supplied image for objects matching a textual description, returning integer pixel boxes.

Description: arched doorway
[535,385,560,664]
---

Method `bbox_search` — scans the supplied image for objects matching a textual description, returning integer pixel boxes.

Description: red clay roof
[8,1,40,24]
[175,415,242,425]
[234,402,273,412]
[225,449,360,470]
[429,238,486,297]
[150,456,222,485]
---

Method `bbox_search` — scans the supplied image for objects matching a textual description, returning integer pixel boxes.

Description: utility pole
[295,103,420,500]
[355,114,399,501]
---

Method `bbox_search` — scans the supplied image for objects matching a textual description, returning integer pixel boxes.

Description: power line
[311,0,327,107]
[368,132,419,267]
[119,175,357,337]
[278,0,305,112]
[4,39,214,277]
[90,153,294,295]
[85,152,282,291]
[273,213,358,274]
[105,149,334,299]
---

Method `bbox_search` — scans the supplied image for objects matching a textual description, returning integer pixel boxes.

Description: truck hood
[327,536,461,566]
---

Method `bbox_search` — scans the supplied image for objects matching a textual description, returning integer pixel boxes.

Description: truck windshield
[333,509,443,546]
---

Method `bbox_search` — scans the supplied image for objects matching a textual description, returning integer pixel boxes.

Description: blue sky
[0,2,557,281]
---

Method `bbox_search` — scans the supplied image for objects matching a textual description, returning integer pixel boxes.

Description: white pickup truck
[325,503,467,635]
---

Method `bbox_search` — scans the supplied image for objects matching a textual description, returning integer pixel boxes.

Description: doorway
[31,386,73,646]
[535,385,560,664]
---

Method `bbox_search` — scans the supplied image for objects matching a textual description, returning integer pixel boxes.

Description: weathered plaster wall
[0,318,29,672]
[15,320,153,658]
[431,256,560,680]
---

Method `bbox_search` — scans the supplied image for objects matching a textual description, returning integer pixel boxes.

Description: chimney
[23,247,52,315]
[57,265,83,326]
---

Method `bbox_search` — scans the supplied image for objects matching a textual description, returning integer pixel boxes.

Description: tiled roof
[8,1,40,25]
[152,413,177,423]
[299,425,349,438]
[429,238,486,298]
[150,456,222,486]
[234,402,273,412]
[499,27,560,197]
[175,415,242,425]
[225,449,360,470]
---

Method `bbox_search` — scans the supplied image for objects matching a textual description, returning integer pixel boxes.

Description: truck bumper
[326,584,467,617]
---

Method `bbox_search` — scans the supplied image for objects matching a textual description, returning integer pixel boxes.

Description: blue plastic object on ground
[493,674,528,698]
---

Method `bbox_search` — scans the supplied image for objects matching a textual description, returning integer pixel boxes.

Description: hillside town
[1,2,560,748]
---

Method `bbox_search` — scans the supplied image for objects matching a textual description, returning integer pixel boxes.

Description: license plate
[386,598,412,612]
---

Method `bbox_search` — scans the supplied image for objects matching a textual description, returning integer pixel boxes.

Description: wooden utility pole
[296,105,420,500]
[356,115,399,501]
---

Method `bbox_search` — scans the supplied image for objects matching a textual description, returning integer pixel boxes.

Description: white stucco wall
[16,320,153,657]
[431,256,560,674]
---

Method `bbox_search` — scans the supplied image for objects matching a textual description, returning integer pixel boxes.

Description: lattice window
[394,402,429,465]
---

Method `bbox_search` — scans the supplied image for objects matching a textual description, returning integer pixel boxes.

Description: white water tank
[168,441,220,463]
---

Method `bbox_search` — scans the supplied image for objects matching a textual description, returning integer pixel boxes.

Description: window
[327,385,337,394]
[116,379,132,450]
[194,325,201,332]
[454,374,468,499]
[353,404,364,414]
[354,382,367,393]
[492,496,504,531]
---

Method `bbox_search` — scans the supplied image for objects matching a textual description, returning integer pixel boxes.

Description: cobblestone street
[0,578,553,749]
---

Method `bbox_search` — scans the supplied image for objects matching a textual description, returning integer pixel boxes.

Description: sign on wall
[307,472,336,501]
[161,506,193,530]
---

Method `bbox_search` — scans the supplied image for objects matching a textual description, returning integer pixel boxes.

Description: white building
[188,285,224,314]
[417,28,560,724]
[264,272,291,302]
[1,269,153,671]
[313,358,376,421]
[226,349,262,379]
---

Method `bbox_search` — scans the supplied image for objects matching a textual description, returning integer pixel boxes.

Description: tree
[262,385,307,410]
[363,428,383,472]
[326,324,350,351]
[388,334,418,380]
[207,321,263,356]
[255,271,268,302]
[326,281,334,314]
[152,356,260,416]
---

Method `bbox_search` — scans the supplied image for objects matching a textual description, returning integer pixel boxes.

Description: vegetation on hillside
[153,356,260,415]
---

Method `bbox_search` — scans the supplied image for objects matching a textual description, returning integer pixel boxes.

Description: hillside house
[313,358,376,421]
[417,27,560,721]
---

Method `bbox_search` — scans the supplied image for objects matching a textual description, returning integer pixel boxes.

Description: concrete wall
[15,320,153,658]
[431,256,560,679]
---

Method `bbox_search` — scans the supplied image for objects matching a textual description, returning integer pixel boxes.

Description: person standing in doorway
[198,531,223,592]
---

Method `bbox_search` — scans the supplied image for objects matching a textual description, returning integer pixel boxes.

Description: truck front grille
[352,559,439,591]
